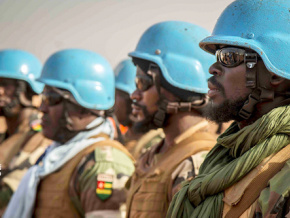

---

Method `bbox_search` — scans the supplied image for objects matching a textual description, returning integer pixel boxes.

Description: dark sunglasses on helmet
[215,47,259,68]
[41,92,63,106]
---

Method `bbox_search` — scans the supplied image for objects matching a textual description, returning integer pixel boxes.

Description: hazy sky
[0,0,234,67]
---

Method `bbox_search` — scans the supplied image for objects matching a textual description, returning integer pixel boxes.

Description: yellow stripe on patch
[104,183,112,189]
[97,189,112,195]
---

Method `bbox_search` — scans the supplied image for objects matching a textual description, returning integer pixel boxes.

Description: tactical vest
[2,132,52,192]
[33,138,134,218]
[222,144,290,218]
[0,108,40,169]
[126,128,216,218]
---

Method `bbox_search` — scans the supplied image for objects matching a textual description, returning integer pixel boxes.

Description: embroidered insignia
[96,174,113,200]
[30,119,42,132]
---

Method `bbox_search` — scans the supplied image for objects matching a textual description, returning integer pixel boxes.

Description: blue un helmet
[199,0,290,119]
[114,59,136,95]
[129,21,215,94]
[0,49,43,94]
[38,49,115,110]
[200,0,290,80]
[129,21,215,127]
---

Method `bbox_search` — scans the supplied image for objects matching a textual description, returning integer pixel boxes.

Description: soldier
[0,49,52,214]
[4,49,135,218]
[113,59,137,137]
[113,59,164,159]
[0,49,44,169]
[125,21,216,218]
[167,0,290,217]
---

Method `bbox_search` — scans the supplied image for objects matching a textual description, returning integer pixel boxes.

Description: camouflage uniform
[68,144,135,217]
[255,159,290,217]
[0,108,41,169]
[0,108,49,215]
[125,128,165,160]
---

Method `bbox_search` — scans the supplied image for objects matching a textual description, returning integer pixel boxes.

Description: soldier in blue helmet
[168,0,290,217]
[112,59,165,159]
[125,21,217,218]
[111,59,138,142]
[0,49,52,215]
[4,49,135,218]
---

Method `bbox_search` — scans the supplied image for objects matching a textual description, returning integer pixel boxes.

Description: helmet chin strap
[149,67,208,127]
[238,50,289,120]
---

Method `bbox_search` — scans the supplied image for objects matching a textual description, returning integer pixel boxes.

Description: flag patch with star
[96,174,113,200]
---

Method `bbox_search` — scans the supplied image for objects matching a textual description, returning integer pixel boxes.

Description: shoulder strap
[60,138,135,182]
[225,144,290,218]
[89,139,135,162]
[157,132,215,173]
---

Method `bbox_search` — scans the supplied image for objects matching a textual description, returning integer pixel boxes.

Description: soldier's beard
[0,98,22,117]
[202,96,248,123]
[130,102,158,134]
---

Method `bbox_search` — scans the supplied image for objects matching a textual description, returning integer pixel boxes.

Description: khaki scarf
[167,105,290,218]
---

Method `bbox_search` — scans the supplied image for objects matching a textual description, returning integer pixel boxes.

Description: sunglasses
[41,92,63,106]
[135,74,154,92]
[135,63,160,92]
[215,47,259,68]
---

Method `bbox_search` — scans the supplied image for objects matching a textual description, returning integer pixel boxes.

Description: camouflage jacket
[0,109,46,215]
[69,144,135,217]
[254,159,290,218]
[125,128,165,160]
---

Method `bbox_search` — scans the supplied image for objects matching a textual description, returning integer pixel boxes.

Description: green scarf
[167,105,290,218]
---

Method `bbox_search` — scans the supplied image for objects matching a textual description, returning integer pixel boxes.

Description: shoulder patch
[96,174,114,200]
[30,119,42,132]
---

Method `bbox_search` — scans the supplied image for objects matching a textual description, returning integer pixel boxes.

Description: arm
[69,145,135,217]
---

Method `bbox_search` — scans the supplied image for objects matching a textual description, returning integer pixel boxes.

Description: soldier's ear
[270,73,285,86]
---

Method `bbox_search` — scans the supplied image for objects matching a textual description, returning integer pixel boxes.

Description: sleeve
[254,160,290,217]
[69,145,135,217]
[170,150,209,199]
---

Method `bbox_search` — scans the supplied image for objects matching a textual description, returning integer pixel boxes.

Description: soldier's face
[203,57,252,123]
[130,66,159,122]
[115,89,132,126]
[39,86,64,140]
[0,78,17,107]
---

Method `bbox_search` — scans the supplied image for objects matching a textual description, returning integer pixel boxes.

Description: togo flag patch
[96,174,113,200]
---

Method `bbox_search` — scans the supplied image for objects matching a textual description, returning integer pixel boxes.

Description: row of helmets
[0,21,214,111]
[0,0,289,111]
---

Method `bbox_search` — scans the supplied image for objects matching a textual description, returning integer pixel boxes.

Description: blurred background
[0,0,234,67]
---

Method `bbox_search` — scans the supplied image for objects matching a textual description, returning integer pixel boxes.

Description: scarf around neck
[167,105,290,218]
[3,117,114,218]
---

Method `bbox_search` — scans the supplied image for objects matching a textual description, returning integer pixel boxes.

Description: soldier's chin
[131,115,157,134]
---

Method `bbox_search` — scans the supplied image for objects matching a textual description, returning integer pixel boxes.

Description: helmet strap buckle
[153,99,168,127]
[245,51,258,89]
[239,88,275,120]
